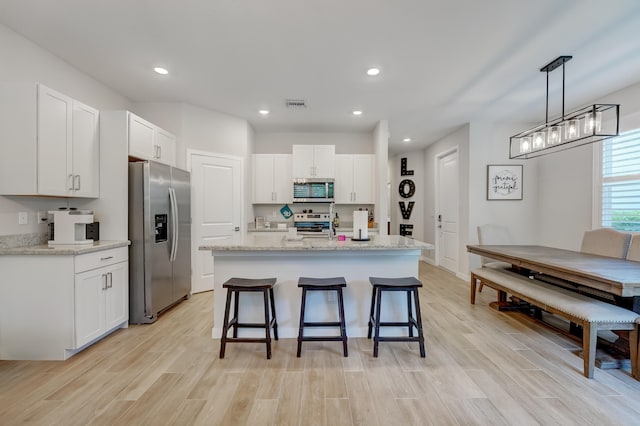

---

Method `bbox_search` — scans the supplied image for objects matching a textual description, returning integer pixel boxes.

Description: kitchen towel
[353,210,369,240]
[280,204,293,219]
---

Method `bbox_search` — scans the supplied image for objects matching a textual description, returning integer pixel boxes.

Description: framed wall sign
[487,164,523,200]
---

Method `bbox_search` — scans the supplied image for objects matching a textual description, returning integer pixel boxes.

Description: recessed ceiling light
[153,67,169,75]
[259,109,270,115]
[403,138,412,142]
[352,110,363,116]
[366,67,380,76]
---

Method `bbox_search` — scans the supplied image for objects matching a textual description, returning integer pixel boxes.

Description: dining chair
[580,228,632,259]
[626,234,640,262]
[476,224,513,293]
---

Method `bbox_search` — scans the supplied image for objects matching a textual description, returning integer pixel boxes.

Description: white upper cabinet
[334,154,375,204]
[128,113,176,166]
[292,145,335,178]
[71,101,100,197]
[0,83,99,197]
[128,114,155,159]
[253,154,292,203]
[155,128,177,166]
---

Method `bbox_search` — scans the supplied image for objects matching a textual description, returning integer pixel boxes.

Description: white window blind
[601,129,640,231]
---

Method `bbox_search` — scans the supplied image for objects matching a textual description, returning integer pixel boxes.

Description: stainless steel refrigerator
[128,161,191,324]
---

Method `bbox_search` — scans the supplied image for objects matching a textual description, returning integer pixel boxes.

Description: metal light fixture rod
[541,55,572,123]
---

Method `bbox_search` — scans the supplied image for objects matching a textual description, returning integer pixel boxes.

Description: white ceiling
[2,0,640,153]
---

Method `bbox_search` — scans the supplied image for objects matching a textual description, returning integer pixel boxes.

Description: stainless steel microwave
[292,178,334,203]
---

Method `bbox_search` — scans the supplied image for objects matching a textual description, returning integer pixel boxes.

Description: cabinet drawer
[75,247,128,273]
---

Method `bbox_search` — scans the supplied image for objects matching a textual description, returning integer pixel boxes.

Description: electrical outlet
[327,291,337,302]
[18,211,28,225]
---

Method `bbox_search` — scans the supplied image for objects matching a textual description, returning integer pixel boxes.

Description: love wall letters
[399,157,415,236]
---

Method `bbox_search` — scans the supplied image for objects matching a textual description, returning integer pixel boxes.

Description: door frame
[434,145,459,272]
[187,148,245,292]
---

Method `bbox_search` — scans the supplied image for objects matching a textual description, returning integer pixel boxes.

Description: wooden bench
[470,267,640,379]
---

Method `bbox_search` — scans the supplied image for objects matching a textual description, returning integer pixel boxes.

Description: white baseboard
[456,271,469,281]
[421,256,435,265]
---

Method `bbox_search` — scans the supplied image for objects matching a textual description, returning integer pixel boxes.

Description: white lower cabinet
[74,257,128,348]
[0,245,129,360]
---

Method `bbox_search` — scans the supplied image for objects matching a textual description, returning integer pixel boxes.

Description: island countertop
[199,234,433,252]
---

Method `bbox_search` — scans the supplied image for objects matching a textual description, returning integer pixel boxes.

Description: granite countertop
[0,240,130,255]
[199,234,432,252]
[247,226,289,232]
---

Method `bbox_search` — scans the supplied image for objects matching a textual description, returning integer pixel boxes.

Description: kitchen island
[200,234,433,339]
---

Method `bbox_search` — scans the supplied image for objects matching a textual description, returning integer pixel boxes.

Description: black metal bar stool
[367,276,425,358]
[219,277,278,359]
[297,276,348,357]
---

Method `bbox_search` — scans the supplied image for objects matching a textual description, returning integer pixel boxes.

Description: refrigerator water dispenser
[154,214,167,243]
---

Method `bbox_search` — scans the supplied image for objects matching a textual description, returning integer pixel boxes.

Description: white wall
[254,132,374,154]
[0,23,131,239]
[468,122,538,251]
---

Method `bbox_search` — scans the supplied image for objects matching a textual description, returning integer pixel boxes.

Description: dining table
[467,244,640,369]
[466,244,640,312]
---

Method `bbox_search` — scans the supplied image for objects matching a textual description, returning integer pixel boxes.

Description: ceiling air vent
[285,99,307,109]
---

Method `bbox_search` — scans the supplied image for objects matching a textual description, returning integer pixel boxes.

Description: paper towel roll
[353,210,369,240]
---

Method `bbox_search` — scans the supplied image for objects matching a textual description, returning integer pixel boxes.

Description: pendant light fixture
[509,56,619,159]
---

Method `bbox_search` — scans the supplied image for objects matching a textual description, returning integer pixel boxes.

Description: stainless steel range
[294,212,331,236]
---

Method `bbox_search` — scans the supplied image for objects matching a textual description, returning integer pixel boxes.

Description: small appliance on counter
[47,208,95,246]
[294,212,331,236]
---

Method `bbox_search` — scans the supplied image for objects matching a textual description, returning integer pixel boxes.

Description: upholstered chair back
[580,228,632,259]
[626,234,640,262]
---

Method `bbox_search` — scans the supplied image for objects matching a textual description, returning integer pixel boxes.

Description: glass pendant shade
[584,111,602,134]
[532,132,546,150]
[520,137,531,154]
[547,126,561,145]
[565,119,580,140]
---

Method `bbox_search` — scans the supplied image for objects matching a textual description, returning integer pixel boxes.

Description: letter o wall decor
[398,179,415,198]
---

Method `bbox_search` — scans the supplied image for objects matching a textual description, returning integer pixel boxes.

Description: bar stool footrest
[300,336,346,342]
[224,337,272,343]
[375,336,423,342]
[302,321,342,327]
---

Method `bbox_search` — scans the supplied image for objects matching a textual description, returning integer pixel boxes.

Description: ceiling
[2,0,640,153]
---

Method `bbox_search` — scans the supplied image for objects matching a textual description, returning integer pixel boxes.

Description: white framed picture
[487,164,523,200]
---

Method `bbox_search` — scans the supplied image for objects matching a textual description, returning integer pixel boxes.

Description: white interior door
[190,152,243,293]
[437,149,459,273]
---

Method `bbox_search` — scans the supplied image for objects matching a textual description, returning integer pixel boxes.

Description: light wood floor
[2,262,640,425]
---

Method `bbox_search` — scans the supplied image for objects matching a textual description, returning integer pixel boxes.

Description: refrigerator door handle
[169,187,179,262]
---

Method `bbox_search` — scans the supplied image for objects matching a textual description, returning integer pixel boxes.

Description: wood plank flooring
[2,262,640,425]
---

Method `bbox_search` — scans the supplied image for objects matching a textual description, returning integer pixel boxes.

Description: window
[600,129,640,231]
